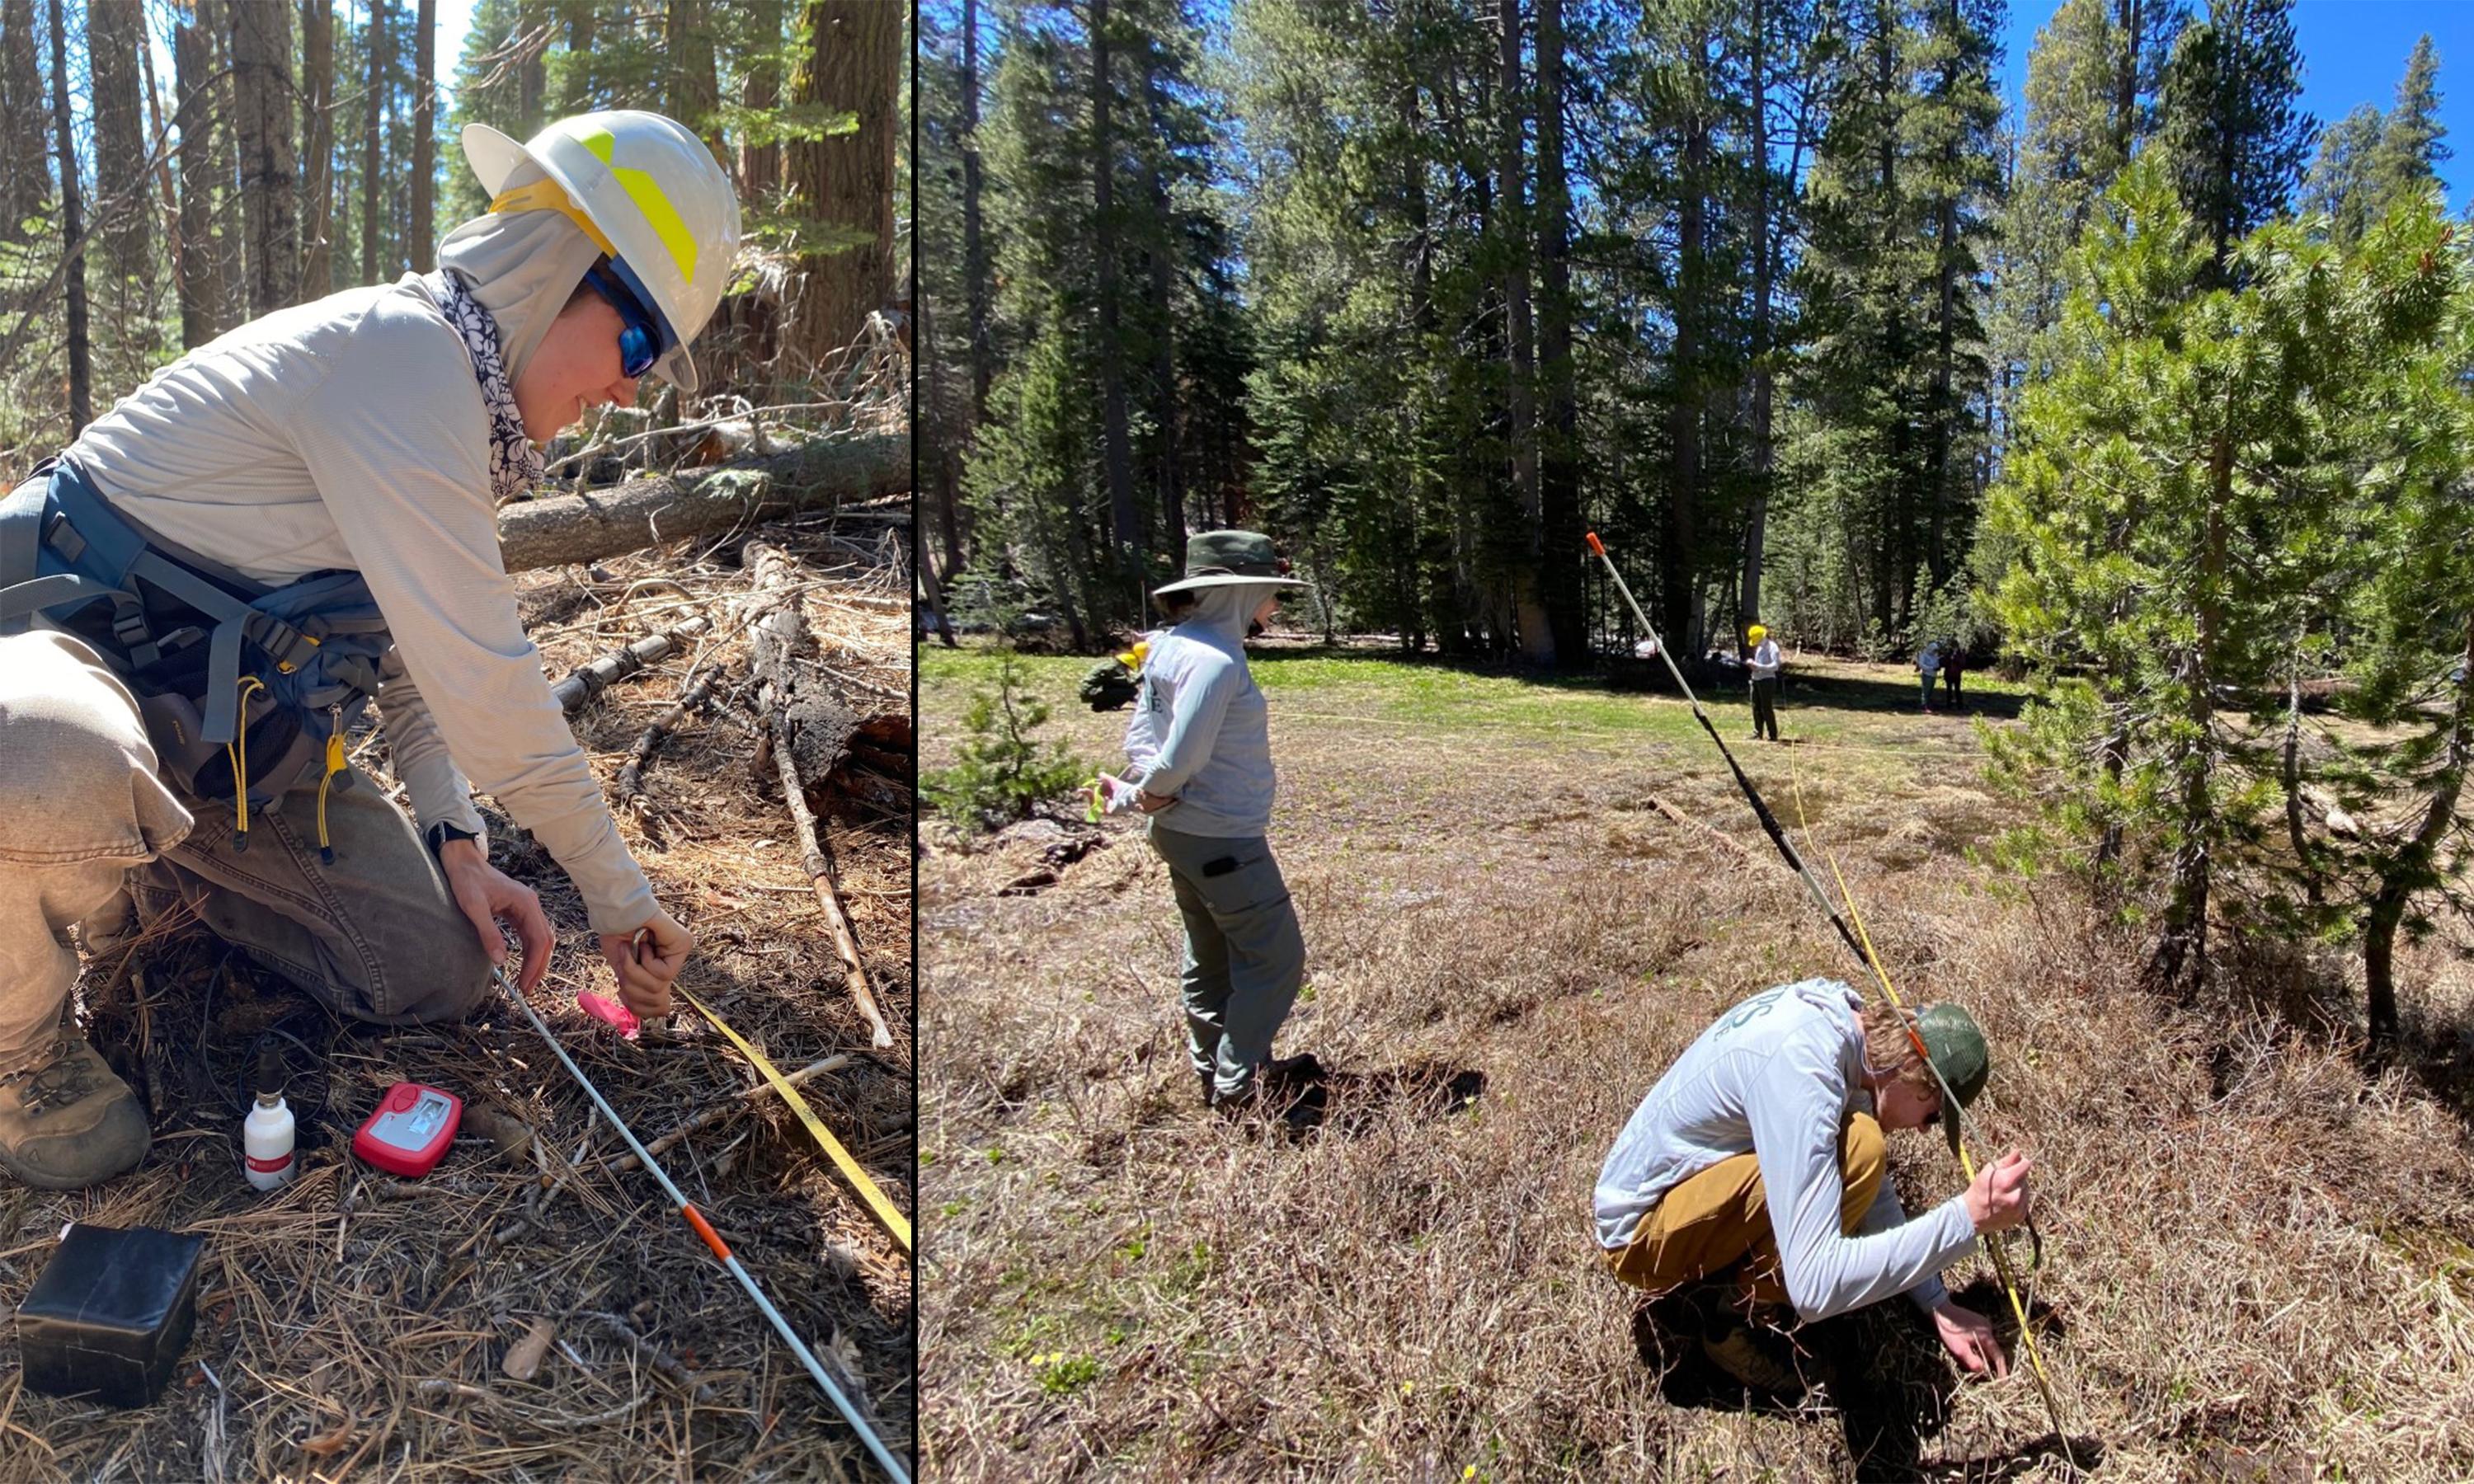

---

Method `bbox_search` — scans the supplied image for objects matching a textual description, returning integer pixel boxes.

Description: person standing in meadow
[1121,531,1323,1125]
[1746,622,1782,741]
[1594,979,2031,1395]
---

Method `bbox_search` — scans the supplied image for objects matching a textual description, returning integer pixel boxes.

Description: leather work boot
[1700,1315,1806,1399]
[0,1036,152,1190]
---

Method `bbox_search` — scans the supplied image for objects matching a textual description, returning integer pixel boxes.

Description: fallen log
[498,430,910,573]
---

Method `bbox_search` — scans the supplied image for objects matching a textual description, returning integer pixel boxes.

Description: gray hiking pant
[0,631,493,1076]
[1147,823,1306,1101]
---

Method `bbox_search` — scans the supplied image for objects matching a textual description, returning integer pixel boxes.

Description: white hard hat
[463,110,742,392]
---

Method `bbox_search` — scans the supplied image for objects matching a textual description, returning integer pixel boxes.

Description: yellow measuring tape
[678,985,913,1254]
[1785,761,2072,1465]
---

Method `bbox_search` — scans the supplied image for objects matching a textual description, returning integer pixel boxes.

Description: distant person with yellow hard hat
[0,110,737,1191]
[1746,622,1783,742]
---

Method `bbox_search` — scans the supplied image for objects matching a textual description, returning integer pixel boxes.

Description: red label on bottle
[247,1153,293,1173]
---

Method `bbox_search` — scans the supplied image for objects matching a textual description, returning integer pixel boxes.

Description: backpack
[0,456,394,861]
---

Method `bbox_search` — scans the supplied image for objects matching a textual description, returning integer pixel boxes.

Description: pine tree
[2365,33,2447,216]
[2158,0,2312,282]
[2299,103,2383,244]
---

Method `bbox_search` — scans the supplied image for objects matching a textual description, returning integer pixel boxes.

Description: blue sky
[2000,0,2474,211]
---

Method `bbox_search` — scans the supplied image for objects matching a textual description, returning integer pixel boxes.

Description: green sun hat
[1915,1002,1988,1152]
[1152,530,1314,598]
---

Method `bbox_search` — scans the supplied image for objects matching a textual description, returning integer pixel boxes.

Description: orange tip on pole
[1586,532,1606,556]
[682,1203,733,1262]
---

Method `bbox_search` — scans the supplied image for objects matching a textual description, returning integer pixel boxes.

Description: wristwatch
[425,822,482,862]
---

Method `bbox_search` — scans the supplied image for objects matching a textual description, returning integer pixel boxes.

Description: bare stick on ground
[551,616,714,713]
[742,542,893,1049]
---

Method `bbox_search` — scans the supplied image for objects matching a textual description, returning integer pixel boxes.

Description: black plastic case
[17,1223,205,1407]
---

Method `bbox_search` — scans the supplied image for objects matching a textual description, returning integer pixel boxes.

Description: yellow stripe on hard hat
[574,126,700,286]
[487,178,619,259]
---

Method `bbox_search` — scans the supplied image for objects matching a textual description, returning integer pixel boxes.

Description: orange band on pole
[682,1203,732,1261]
[1585,531,1606,556]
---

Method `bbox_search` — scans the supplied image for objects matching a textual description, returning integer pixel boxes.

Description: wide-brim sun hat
[463,110,741,392]
[1153,529,1315,598]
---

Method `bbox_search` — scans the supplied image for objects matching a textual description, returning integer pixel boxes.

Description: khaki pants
[0,631,493,1075]
[1146,824,1306,1102]
[1604,1111,1886,1309]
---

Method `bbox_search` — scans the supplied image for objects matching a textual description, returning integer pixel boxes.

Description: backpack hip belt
[0,456,393,860]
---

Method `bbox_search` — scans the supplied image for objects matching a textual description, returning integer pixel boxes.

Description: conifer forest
[919,0,2474,1034]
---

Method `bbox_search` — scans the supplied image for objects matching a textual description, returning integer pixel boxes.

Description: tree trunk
[1138,49,1184,567]
[88,0,148,287]
[1089,0,1140,581]
[516,0,545,134]
[1498,0,1551,664]
[494,432,910,572]
[961,0,988,426]
[139,27,181,290]
[559,0,594,113]
[788,1,898,361]
[2149,431,2228,997]
[736,0,783,197]
[1534,0,1581,665]
[363,0,386,285]
[666,0,724,164]
[45,0,87,430]
[1665,103,1707,656]
[232,0,300,313]
[173,5,217,348]
[1742,0,1778,645]
[200,0,245,328]
[411,0,434,270]
[302,0,333,297]
[2361,611,2474,1045]
[0,0,44,242]
[2281,645,2317,906]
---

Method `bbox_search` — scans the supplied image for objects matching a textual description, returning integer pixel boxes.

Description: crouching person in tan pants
[0,110,733,1191]
[1592,979,2031,1395]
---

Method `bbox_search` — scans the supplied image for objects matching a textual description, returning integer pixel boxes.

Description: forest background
[0,0,908,461]
[918,0,2474,1041]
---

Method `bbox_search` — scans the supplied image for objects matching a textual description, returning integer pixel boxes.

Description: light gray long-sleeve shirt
[1130,605,1275,838]
[1593,978,1978,1321]
[63,277,656,934]
[1749,638,1782,680]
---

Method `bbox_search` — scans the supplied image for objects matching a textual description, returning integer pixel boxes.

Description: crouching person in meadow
[1115,531,1325,1128]
[1594,979,2033,1395]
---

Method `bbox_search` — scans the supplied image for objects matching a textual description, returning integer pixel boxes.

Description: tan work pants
[1604,1111,1886,1309]
[0,631,492,1077]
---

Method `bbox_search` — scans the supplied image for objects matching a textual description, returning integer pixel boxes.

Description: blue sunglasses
[583,261,670,380]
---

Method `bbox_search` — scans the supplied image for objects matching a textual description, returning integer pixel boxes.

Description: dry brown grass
[920,650,2474,1482]
[0,514,914,1483]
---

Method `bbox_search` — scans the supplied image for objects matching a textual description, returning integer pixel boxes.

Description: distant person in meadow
[1746,622,1782,742]
[1112,531,1323,1126]
[1916,640,1943,712]
[1594,979,2033,1396]
[1940,638,1967,711]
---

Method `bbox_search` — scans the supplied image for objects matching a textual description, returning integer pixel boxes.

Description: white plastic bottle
[244,1082,295,1192]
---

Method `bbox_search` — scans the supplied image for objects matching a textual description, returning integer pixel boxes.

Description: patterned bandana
[425,269,545,503]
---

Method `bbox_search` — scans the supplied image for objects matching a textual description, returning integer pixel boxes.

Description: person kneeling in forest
[1593,979,2032,1395]
[0,110,732,1191]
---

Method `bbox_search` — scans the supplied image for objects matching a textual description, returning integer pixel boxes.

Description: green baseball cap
[1153,530,1313,598]
[1916,1002,1988,1151]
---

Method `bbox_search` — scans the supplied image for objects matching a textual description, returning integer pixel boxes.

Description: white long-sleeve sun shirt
[63,277,656,933]
[1593,978,1979,1321]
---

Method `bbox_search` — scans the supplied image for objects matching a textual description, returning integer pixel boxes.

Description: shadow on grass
[1625,1275,2093,1482]
[1243,637,2027,724]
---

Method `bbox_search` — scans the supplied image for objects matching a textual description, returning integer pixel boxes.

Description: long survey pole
[1583,533,2076,1469]
[497,969,914,1484]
